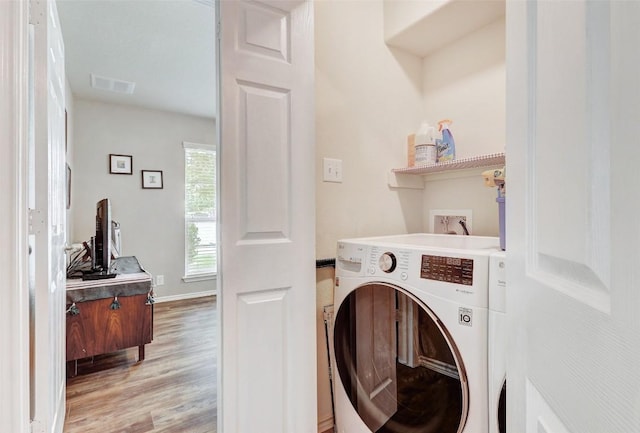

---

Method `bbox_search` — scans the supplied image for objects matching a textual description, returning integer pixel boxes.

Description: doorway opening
[57,1,218,431]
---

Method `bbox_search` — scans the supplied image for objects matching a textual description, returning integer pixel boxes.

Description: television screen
[94,198,112,273]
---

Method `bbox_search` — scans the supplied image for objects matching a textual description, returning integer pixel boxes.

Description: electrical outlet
[156,275,164,286]
[429,209,472,235]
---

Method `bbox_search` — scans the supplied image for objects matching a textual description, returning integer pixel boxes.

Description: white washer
[332,233,501,433]
[489,251,507,433]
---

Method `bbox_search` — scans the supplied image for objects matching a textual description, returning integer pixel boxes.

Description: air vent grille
[90,73,136,94]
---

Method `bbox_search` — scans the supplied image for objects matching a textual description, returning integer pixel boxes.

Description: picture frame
[141,170,164,189]
[109,154,133,175]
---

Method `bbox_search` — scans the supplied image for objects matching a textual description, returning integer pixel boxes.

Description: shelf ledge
[392,152,505,176]
[387,171,425,189]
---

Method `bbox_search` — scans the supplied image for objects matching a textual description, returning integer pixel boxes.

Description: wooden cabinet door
[66,294,152,361]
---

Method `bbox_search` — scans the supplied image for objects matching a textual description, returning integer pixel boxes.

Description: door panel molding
[531,254,610,313]
[237,79,291,242]
[237,288,290,432]
[526,379,571,433]
[525,0,612,313]
[238,1,290,62]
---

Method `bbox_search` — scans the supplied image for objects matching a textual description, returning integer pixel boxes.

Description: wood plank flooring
[64,296,217,433]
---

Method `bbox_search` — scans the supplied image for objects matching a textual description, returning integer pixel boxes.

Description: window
[184,142,216,279]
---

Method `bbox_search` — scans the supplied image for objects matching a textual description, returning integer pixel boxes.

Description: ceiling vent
[90,73,136,95]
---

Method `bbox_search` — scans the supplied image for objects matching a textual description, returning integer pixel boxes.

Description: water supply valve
[482,167,506,251]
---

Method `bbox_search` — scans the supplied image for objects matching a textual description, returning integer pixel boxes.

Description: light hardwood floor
[63,296,217,433]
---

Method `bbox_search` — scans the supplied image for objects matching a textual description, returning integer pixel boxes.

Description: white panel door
[507,1,640,432]
[218,1,316,432]
[30,0,67,432]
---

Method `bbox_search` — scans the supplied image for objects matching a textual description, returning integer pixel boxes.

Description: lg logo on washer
[459,307,473,326]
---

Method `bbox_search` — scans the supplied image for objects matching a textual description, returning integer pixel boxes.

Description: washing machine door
[334,282,468,433]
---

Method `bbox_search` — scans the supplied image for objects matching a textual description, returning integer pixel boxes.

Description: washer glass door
[334,283,468,433]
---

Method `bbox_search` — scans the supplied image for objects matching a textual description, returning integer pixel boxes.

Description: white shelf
[393,152,505,175]
[388,153,505,189]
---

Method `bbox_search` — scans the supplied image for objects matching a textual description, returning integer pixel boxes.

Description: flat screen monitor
[94,198,112,273]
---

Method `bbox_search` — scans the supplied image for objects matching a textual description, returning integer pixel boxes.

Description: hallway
[64,296,217,433]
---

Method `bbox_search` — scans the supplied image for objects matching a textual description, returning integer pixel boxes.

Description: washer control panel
[421,255,474,286]
[337,235,499,308]
[366,247,476,287]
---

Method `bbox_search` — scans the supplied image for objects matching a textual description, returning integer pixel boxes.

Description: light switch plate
[323,158,343,183]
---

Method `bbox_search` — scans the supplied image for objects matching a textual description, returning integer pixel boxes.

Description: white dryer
[489,251,507,433]
[332,233,501,433]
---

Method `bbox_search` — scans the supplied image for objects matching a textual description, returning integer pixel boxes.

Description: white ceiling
[57,0,217,119]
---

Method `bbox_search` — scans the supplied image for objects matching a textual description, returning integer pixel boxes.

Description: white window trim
[183,141,216,151]
[182,273,217,283]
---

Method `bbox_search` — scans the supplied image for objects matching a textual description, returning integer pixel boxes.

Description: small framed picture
[109,154,133,175]
[141,170,164,189]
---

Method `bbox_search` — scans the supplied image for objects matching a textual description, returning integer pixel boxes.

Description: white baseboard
[318,415,334,433]
[154,290,216,303]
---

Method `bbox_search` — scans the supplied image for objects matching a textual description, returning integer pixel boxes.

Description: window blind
[184,142,216,277]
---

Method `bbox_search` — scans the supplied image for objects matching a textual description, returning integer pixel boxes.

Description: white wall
[421,18,506,236]
[314,0,425,429]
[315,0,425,259]
[71,98,216,300]
[422,18,505,159]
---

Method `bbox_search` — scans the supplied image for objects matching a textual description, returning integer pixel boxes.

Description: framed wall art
[109,154,133,174]
[141,170,163,189]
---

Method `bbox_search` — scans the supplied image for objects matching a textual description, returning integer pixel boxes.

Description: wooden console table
[66,271,153,377]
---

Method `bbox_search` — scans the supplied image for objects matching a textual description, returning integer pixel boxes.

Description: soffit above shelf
[384,0,505,57]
